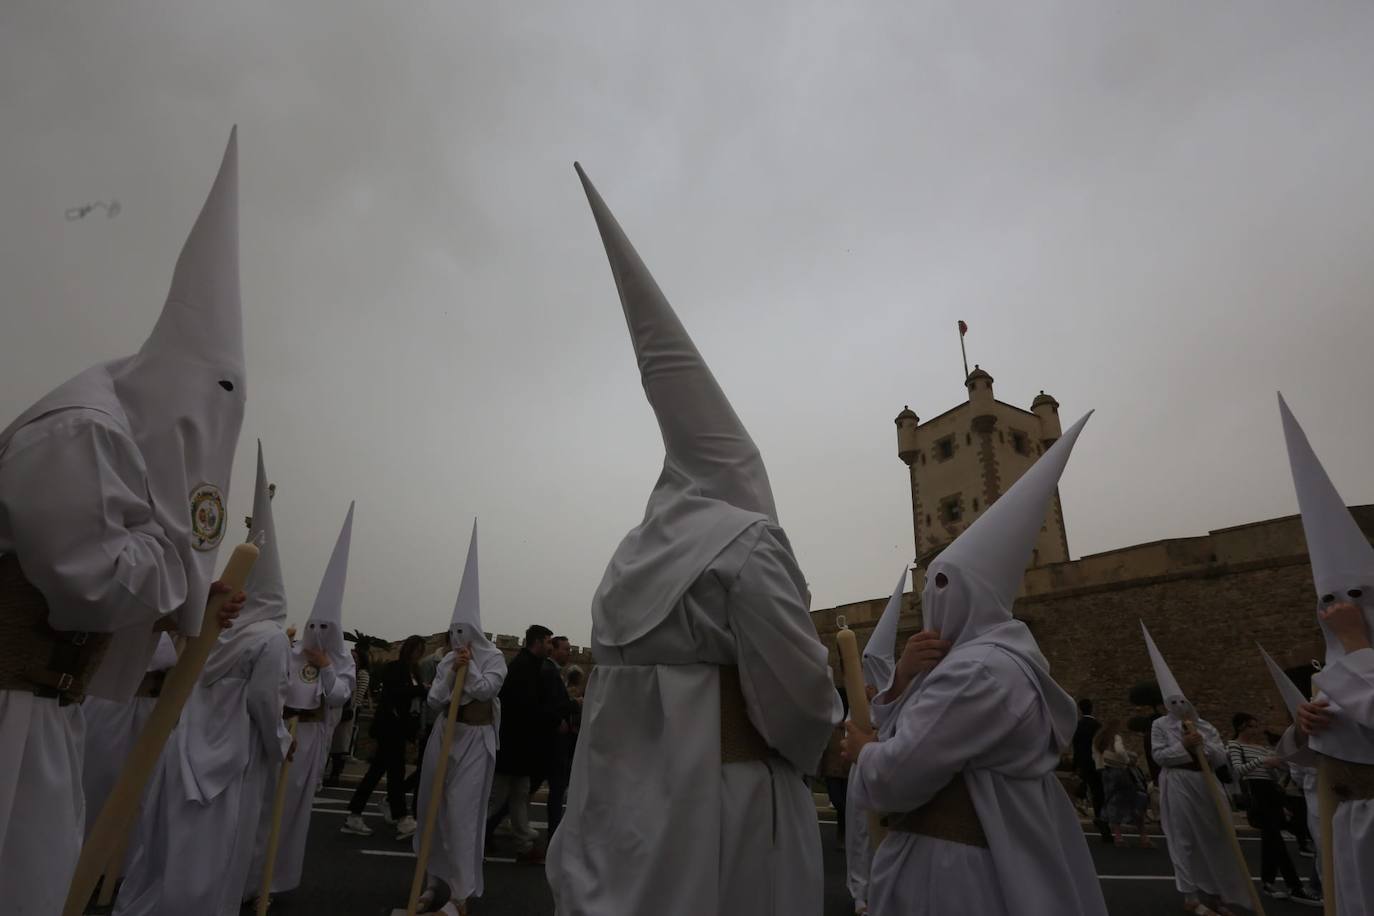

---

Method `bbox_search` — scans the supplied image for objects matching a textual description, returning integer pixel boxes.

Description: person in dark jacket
[342,635,428,839]
[543,637,581,837]
[1072,698,1114,844]
[486,625,557,863]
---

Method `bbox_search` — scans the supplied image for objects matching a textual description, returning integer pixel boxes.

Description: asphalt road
[269,782,1324,916]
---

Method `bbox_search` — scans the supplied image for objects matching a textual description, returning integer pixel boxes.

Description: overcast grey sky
[4,2,1373,645]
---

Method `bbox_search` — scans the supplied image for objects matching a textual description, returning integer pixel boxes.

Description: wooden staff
[93,824,135,907]
[64,543,259,916]
[1182,720,1265,916]
[835,621,885,849]
[256,716,301,915]
[405,656,469,916]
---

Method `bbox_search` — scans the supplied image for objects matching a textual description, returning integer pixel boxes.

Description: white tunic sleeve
[247,633,292,762]
[849,654,1021,815]
[1318,648,1374,729]
[427,652,505,709]
[0,409,187,631]
[728,526,844,773]
[318,664,353,708]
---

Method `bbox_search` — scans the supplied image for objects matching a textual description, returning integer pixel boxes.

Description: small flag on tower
[958,320,968,336]
[957,321,970,378]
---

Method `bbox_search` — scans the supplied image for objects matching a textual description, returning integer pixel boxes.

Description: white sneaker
[396,815,417,839]
[379,804,397,826]
[340,814,373,836]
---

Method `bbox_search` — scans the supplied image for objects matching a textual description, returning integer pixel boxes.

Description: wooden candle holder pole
[63,543,259,916]
[1183,720,1265,916]
[405,661,468,916]
[835,621,885,849]
[256,716,301,916]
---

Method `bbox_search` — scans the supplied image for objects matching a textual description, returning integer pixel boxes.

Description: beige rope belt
[458,699,494,726]
[882,775,989,848]
[1321,754,1374,801]
[719,665,770,764]
[285,706,327,723]
[0,553,111,705]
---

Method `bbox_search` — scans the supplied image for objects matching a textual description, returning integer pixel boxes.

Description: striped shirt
[1227,740,1279,783]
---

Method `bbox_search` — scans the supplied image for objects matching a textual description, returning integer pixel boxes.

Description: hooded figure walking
[544,165,842,916]
[245,502,358,902]
[844,566,906,915]
[413,520,508,916]
[0,129,247,915]
[116,445,292,916]
[843,413,1108,916]
[1142,624,1253,915]
[1278,394,1374,915]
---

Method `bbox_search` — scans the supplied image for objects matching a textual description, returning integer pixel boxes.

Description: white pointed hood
[1257,643,1307,721]
[576,164,778,646]
[204,441,284,685]
[0,129,245,698]
[286,502,358,708]
[448,520,502,669]
[861,566,906,690]
[924,412,1091,647]
[1277,393,1374,663]
[1141,622,1195,721]
[1278,393,1374,763]
[916,413,1092,747]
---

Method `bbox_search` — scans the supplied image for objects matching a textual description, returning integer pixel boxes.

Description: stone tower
[894,366,1069,566]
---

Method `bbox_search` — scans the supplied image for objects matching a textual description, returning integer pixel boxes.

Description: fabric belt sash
[0,553,111,705]
[1320,754,1374,801]
[285,706,327,723]
[882,775,989,848]
[718,665,770,764]
[458,699,494,726]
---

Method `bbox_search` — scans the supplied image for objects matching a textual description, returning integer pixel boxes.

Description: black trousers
[1080,767,1112,839]
[349,734,409,820]
[1247,780,1302,888]
[547,736,572,837]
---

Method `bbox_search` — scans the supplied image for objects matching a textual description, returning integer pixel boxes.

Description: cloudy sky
[4,2,1373,645]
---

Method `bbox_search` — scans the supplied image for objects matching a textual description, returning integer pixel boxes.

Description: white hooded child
[1143,623,1253,915]
[844,565,906,915]
[413,520,508,916]
[244,502,358,901]
[0,128,247,915]
[116,443,292,916]
[545,165,842,916]
[1276,393,1374,916]
[844,413,1108,916]
[1257,645,1325,888]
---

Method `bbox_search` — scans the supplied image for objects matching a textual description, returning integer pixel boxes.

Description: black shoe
[1289,886,1322,907]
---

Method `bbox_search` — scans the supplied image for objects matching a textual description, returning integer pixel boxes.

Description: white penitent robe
[414,650,505,902]
[1151,717,1251,906]
[82,634,180,880]
[1312,646,1374,916]
[547,522,841,916]
[0,408,186,916]
[246,663,352,897]
[115,624,291,916]
[844,776,872,911]
[850,647,1107,916]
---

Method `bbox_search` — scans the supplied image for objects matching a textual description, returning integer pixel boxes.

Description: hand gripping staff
[63,542,259,916]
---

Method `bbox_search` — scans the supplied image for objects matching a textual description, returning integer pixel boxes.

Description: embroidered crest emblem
[301,664,320,684]
[190,484,226,551]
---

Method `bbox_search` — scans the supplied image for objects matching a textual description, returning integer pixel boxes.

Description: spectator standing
[1093,718,1152,848]
[342,635,428,839]
[488,625,557,864]
[1228,713,1320,905]
[1073,699,1113,844]
[327,645,370,786]
[544,636,580,838]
